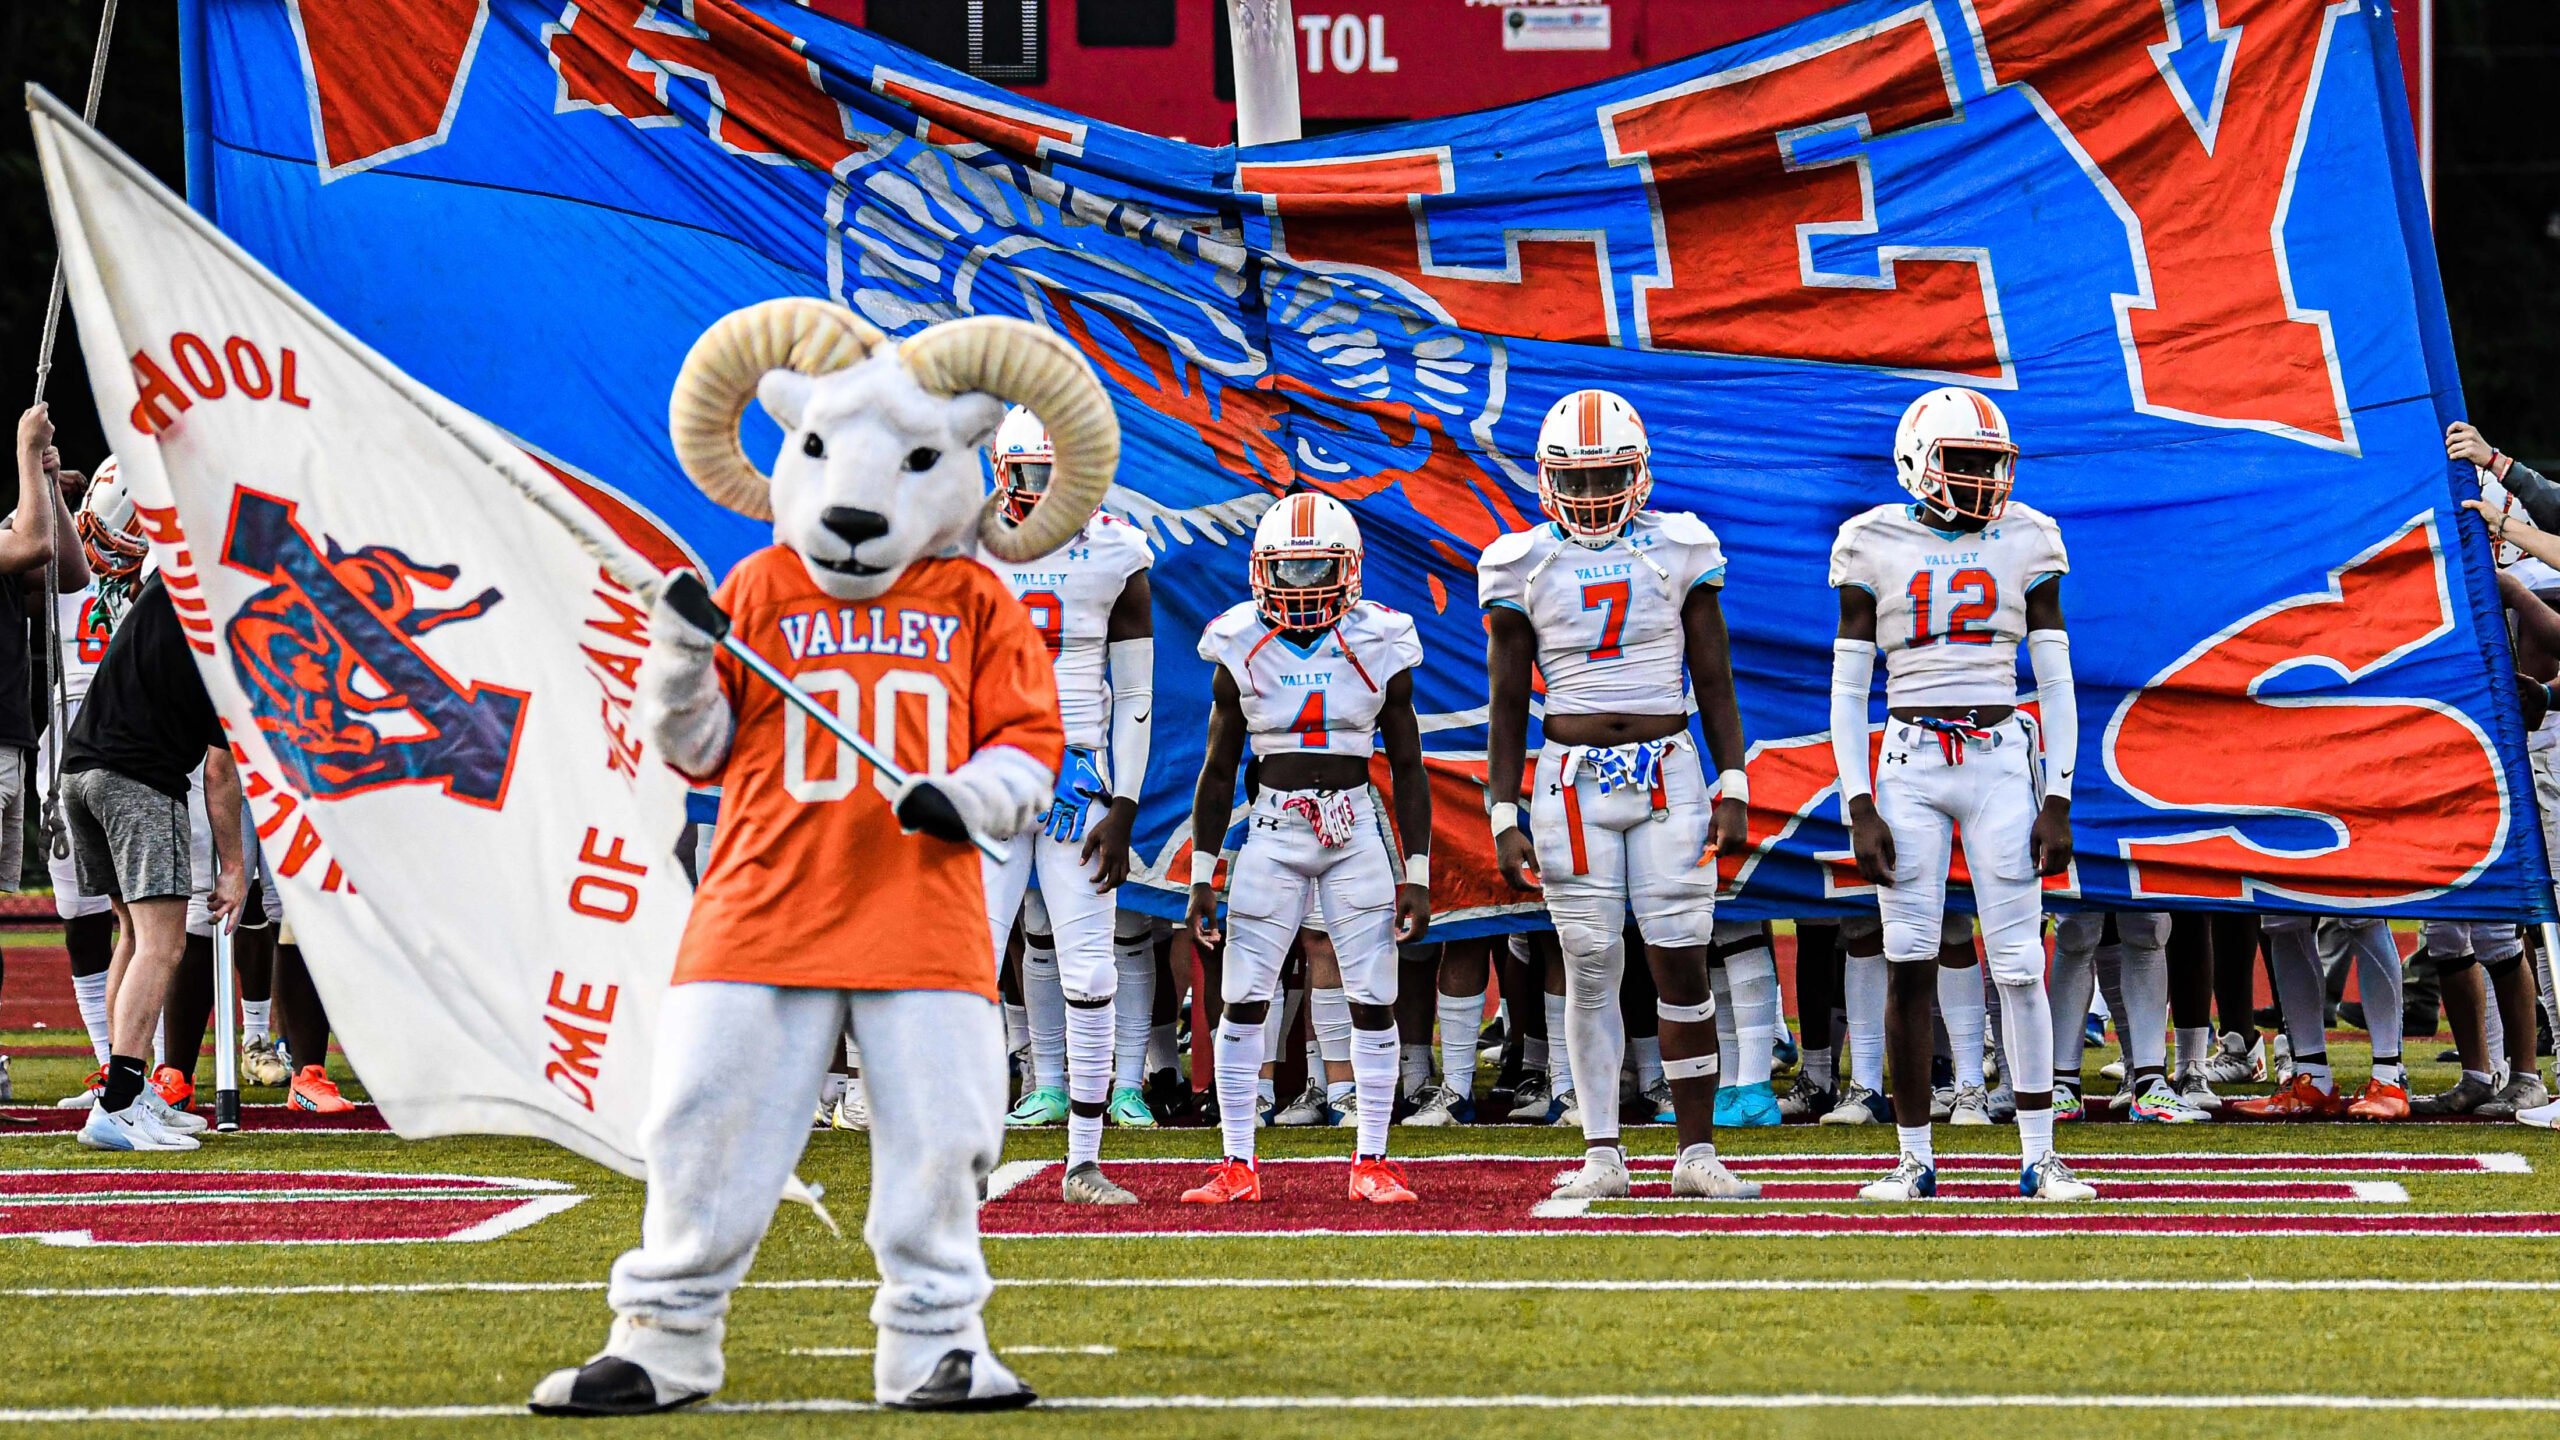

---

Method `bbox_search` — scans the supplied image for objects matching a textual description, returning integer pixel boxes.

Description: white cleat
[240,1036,292,1088]
[1060,1162,1138,1205]
[2099,1058,2126,1082]
[1819,1082,1892,1126]
[1947,1083,1993,1126]
[830,1085,870,1132]
[1857,1152,1939,1201]
[1402,1084,1473,1127]
[1328,1091,1360,1129]
[1670,1149,1761,1200]
[77,1104,198,1152]
[2197,1031,2265,1085]
[2021,1153,2097,1201]
[1929,1084,1955,1122]
[1272,1079,1332,1126]
[1551,1147,1631,1199]
[2173,1062,2225,1113]
[140,1090,209,1136]
[2516,1097,2560,1129]
[1550,1090,1582,1129]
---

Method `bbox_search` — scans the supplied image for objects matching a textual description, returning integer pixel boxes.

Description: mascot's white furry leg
[846,988,1019,1405]
[530,982,1025,1415]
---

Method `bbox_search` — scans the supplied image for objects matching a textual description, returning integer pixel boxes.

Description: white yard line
[14,1275,2560,1300]
[789,1345,1118,1357]
[984,1160,1045,1201]
[6,1392,2560,1421]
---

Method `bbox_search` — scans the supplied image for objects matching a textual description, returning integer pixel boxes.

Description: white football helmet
[990,404,1053,525]
[1250,491,1362,631]
[1894,387,2018,524]
[2479,467,2526,568]
[77,454,148,581]
[1535,388,1650,543]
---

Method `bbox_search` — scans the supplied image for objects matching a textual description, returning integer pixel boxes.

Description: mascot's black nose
[821,507,890,548]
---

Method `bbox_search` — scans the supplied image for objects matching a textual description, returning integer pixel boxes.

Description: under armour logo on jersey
[1884,752,1909,765]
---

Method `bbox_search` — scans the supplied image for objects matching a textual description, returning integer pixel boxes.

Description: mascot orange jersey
[674,547,1063,998]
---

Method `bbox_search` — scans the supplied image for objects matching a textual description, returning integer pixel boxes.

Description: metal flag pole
[1224,0,1303,145]
[212,924,240,1130]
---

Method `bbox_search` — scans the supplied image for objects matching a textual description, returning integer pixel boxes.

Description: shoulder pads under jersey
[1652,510,1720,548]
[1478,527,1541,571]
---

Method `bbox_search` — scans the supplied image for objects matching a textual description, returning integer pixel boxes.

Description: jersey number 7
[1581,580,1631,660]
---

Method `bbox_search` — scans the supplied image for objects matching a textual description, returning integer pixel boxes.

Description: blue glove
[1042,747,1111,844]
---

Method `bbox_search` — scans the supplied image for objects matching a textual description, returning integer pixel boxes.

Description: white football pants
[1873,718,2044,983]
[602,981,1005,1399]
[2054,912,2169,1073]
[984,827,1118,1001]
[1530,739,1719,957]
[1220,788,1401,1008]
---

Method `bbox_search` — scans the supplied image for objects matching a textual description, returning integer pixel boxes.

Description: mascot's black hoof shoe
[883,1350,1039,1412]
[527,1356,708,1417]
[894,782,972,844]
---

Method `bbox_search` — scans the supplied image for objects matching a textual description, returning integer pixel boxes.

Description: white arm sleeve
[2028,629,2076,801]
[1830,639,1877,802]
[636,587,733,780]
[1107,636,1153,803]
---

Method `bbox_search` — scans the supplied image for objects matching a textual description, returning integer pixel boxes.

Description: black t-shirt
[0,566,34,752]
[63,575,220,799]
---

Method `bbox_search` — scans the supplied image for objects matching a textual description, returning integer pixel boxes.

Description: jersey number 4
[1907,569,1997,647]
[1581,580,1631,660]
[1289,690,1330,748]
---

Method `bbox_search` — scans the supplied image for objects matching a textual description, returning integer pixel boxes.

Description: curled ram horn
[899,316,1119,563]
[667,297,886,521]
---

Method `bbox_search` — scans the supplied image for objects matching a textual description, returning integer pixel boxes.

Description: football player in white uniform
[1831,386,2094,1203]
[43,458,123,1086]
[1481,388,1760,1201]
[1183,493,1432,1204]
[976,409,1158,1204]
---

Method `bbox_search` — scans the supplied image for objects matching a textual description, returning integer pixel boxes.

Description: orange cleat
[1179,1158,1262,1204]
[288,1064,354,1114]
[2344,1078,2411,1121]
[150,1064,195,1111]
[1347,1156,1417,1204]
[2227,1074,2347,1120]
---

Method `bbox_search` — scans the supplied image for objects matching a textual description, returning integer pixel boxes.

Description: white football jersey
[1829,501,2068,707]
[1199,599,1424,758]
[1476,511,1727,717]
[980,513,1151,749]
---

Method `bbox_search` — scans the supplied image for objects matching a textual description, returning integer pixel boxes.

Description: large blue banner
[179,0,2545,929]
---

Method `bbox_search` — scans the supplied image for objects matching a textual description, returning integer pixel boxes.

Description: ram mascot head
[667,298,1118,594]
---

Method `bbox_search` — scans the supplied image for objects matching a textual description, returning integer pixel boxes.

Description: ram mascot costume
[533,299,1116,1415]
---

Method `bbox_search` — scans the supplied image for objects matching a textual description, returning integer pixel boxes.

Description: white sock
[2018,1105,2054,1164]
[1565,956,1627,1142]
[73,971,110,1067]
[1327,1076,1355,1106]
[240,998,272,1047]
[1400,1042,1432,1096]
[1112,931,1155,1091]
[1310,986,1352,1065]
[1352,1028,1398,1157]
[1896,1122,1934,1168]
[1264,989,1299,1066]
[1995,978,2054,1099]
[1003,1002,1027,1056]
[1544,989,1574,1096]
[1524,1033,1548,1072]
[1214,1017,1261,1161]
[2175,1026,2213,1071]
[1938,963,1986,1088]
[1802,1045,1835,1092]
[1065,997,1113,1168]
[1437,989,1485,1098]
[1630,1034,1664,1092]
[1845,949,1888,1092]
[1023,947,1066,1091]
[2120,935,2170,1072]
[2298,1057,2334,1094]
[1146,1022,1177,1076]
[1725,944,1778,1089]
[818,1072,848,1109]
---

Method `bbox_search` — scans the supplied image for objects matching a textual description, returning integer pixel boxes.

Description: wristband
[1489,801,1521,838]
[1188,851,1219,887]
[1716,768,1749,807]
[1403,853,1431,889]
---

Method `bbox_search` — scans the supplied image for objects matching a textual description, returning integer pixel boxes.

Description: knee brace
[1222,998,1271,1026]
[1656,997,1714,1024]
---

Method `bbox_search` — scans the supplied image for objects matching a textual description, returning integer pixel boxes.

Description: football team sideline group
[837,388,2560,1212]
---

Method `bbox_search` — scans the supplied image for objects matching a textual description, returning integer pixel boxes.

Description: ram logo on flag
[33,89,693,1174]
[190,0,2540,925]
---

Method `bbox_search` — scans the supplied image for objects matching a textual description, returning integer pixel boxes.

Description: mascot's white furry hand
[892,746,1051,844]
[635,580,734,780]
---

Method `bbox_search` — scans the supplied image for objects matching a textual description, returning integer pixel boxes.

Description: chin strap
[1107,636,1153,804]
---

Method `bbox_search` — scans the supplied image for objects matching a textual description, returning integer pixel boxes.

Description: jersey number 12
[1907,569,1997,647]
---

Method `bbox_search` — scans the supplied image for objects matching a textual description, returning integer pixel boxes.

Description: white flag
[32,90,692,1175]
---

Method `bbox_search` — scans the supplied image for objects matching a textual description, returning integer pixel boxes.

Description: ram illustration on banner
[184,0,2540,926]
[33,90,694,1175]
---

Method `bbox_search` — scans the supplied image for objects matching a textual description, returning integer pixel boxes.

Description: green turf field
[2,1026,2556,1437]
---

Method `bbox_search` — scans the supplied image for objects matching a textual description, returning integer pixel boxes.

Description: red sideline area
[0,1171,577,1245]
[0,1105,387,1132]
[980,1156,2547,1238]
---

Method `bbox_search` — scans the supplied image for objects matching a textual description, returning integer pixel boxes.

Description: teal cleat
[1106,1085,1157,1128]
[1721,1080,1782,1127]
[1005,1085,1070,1127]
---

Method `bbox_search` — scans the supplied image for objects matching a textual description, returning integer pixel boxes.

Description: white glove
[635,582,733,780]
[894,745,1051,842]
